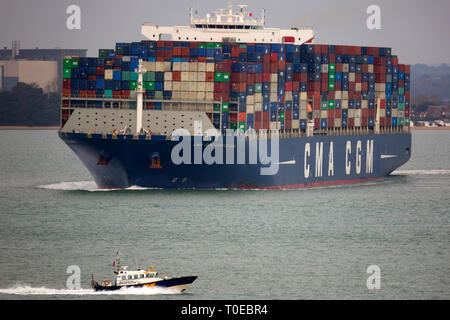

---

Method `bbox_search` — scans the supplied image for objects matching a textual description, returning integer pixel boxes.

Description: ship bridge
[141,3,314,45]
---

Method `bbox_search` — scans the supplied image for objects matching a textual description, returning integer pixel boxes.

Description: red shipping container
[380,100,386,108]
[362,109,368,118]
[262,72,270,82]
[399,64,405,72]
[368,109,375,118]
[96,66,104,76]
[206,72,215,82]
[247,73,255,85]
[314,118,320,129]
[399,79,404,87]
[334,109,341,118]
[263,55,270,64]
[362,64,368,73]
[285,82,292,91]
[172,47,182,56]
[327,117,334,128]
[285,110,292,120]
[230,113,238,122]
[270,53,278,61]
[278,60,286,70]
[285,119,292,130]
[270,62,278,73]
[380,117,385,126]
[262,121,270,130]
[386,117,391,126]
[62,88,70,97]
[198,56,207,62]
[63,79,71,89]
[354,92,361,100]
[181,47,189,57]
[254,121,261,131]
[361,118,368,127]
[231,47,240,58]
[329,54,335,63]
[335,82,341,91]
[362,82,368,91]
[328,91,335,100]
[349,82,356,91]
[293,81,300,91]
[405,65,410,73]
[87,90,96,98]
[348,118,354,127]
[214,92,229,101]
[215,61,232,73]
[88,75,96,80]
[239,112,246,122]
[392,57,398,66]
[355,74,362,82]
[263,111,270,121]
[172,71,181,81]
[121,90,130,98]
[405,109,410,116]
[405,91,410,99]
[255,73,262,83]
[231,82,246,93]
[255,111,262,121]
[231,72,247,83]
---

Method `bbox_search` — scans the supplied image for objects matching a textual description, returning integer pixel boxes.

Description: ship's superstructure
[58,3,411,189]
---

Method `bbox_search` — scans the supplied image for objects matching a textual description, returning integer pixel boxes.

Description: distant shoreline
[411,126,450,130]
[0,126,60,130]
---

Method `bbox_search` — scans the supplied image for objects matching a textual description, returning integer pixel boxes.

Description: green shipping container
[63,59,73,69]
[214,72,223,82]
[328,82,335,91]
[99,49,114,58]
[213,103,221,111]
[145,82,155,90]
[321,101,328,110]
[328,100,335,109]
[328,73,335,81]
[130,72,138,81]
[222,102,229,111]
[329,63,336,73]
[145,72,155,82]
[398,103,404,110]
[405,117,410,126]
[122,71,131,81]
[255,83,262,93]
[238,122,246,131]
[129,81,138,90]
[222,72,230,82]
[398,117,404,126]
[279,113,285,121]
[104,90,113,98]
[63,68,71,79]
[230,122,237,130]
[398,87,404,95]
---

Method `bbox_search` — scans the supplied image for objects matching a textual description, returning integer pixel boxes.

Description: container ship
[58,3,411,189]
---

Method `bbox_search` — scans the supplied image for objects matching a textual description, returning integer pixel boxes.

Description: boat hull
[93,276,197,292]
[59,132,411,189]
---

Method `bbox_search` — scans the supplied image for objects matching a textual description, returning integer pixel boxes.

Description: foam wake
[0,285,180,296]
[37,181,156,192]
[391,169,450,176]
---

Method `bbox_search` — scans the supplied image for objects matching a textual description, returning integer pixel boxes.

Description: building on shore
[0,42,87,92]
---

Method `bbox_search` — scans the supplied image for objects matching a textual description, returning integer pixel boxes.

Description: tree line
[0,82,60,126]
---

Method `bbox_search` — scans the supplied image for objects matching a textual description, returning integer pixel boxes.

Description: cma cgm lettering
[303,139,374,180]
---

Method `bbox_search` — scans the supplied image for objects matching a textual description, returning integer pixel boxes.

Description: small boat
[90,253,197,293]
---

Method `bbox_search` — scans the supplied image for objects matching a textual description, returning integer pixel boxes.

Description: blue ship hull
[58,132,411,189]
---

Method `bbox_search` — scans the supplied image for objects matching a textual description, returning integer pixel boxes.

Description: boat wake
[37,181,156,192]
[391,169,450,176]
[0,285,181,296]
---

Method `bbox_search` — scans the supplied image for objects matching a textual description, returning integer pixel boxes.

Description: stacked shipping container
[61,41,410,133]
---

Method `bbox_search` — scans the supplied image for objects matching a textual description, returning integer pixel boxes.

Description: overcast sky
[0,0,449,65]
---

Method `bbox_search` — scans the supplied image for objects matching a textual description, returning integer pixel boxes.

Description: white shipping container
[181,62,190,71]
[300,92,307,100]
[380,109,386,117]
[348,109,355,117]
[172,81,181,92]
[342,100,348,109]
[335,91,342,100]
[392,109,398,117]
[270,74,278,83]
[180,81,189,92]
[334,118,341,128]
[189,81,197,92]
[189,62,198,72]
[189,72,197,82]
[342,64,349,72]
[205,92,214,101]
[292,119,300,129]
[197,72,206,82]
[355,109,361,118]
[197,62,206,72]
[181,72,189,82]
[270,121,280,130]
[164,62,171,72]
[197,91,205,101]
[349,73,356,82]
[300,110,307,119]
[104,69,113,80]
[342,91,348,100]
[206,63,215,72]
[247,104,254,113]
[197,82,206,92]
[254,102,262,112]
[254,93,262,103]
[246,95,255,105]
[354,117,361,127]
[164,81,172,91]
[156,62,165,72]
[188,91,197,101]
[172,62,181,72]
[361,100,368,108]
[164,72,172,81]
[320,110,328,118]
[205,82,214,92]
[270,93,277,102]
